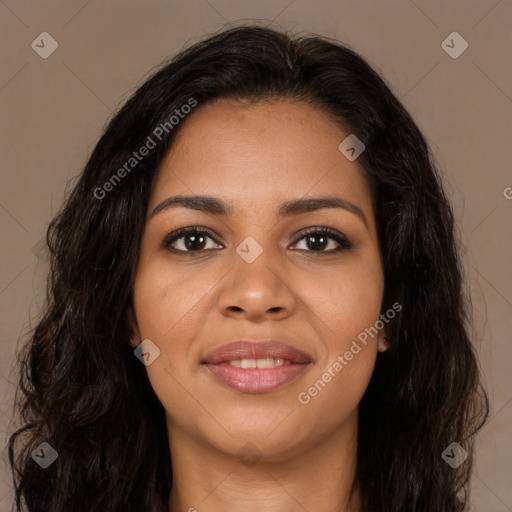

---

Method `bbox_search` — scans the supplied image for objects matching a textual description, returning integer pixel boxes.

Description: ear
[377,332,389,353]
[127,306,142,349]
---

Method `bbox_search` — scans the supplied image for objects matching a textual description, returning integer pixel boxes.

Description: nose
[217,248,297,322]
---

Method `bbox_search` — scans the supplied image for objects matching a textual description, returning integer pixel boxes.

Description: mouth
[201,340,312,394]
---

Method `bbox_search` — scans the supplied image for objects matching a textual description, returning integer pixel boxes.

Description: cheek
[131,258,199,375]
[296,254,383,403]
[297,347,377,437]
[132,263,201,420]
[133,256,214,340]
[302,253,384,340]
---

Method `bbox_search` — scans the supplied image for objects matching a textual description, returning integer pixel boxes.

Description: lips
[201,340,312,393]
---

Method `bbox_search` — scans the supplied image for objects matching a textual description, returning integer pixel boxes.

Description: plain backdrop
[0,0,511,509]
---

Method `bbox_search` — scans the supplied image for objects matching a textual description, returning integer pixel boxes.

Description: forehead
[150,98,374,221]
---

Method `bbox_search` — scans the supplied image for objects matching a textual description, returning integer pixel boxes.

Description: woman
[9,24,488,512]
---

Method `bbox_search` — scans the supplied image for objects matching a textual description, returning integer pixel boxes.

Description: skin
[128,98,388,512]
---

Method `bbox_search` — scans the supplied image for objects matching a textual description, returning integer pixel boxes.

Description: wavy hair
[8,24,488,512]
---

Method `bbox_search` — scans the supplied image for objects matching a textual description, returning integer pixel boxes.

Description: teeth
[229,358,286,368]
[255,358,278,369]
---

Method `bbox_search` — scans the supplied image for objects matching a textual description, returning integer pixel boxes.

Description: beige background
[1,0,511,510]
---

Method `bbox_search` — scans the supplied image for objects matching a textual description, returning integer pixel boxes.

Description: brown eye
[163,226,223,254]
[290,227,353,253]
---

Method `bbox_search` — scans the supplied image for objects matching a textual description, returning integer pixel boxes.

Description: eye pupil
[307,234,328,251]
[185,233,206,251]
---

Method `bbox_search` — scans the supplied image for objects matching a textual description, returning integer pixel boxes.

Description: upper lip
[202,340,312,364]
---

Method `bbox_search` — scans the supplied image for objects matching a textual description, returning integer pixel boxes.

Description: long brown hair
[9,24,488,511]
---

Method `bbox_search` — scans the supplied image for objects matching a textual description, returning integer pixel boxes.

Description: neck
[167,410,361,512]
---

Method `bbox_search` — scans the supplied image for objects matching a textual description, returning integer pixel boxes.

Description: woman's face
[130,98,386,460]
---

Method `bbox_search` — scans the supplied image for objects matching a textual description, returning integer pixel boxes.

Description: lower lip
[203,363,310,393]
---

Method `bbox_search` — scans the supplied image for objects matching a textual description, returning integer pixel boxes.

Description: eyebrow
[149,194,368,228]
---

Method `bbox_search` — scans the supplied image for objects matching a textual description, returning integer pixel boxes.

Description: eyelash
[162,225,353,256]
